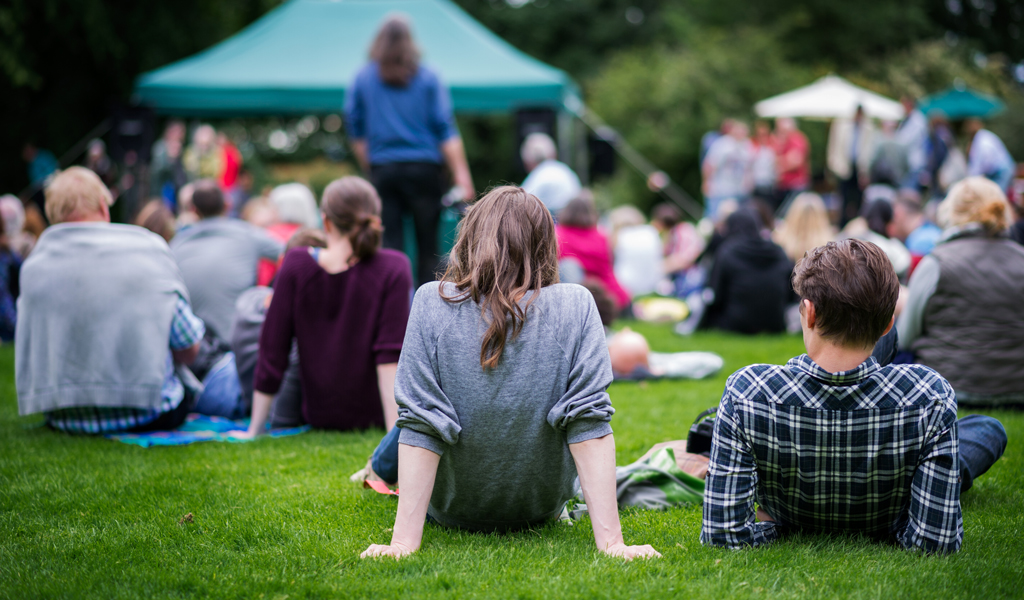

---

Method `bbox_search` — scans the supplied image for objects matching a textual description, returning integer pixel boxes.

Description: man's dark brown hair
[792,239,898,349]
[191,180,226,219]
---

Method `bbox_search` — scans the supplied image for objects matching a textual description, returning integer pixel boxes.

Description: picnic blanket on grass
[105,413,309,447]
[570,446,705,519]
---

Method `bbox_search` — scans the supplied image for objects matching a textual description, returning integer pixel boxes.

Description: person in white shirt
[608,205,663,298]
[702,122,754,219]
[965,119,1014,192]
[520,133,581,215]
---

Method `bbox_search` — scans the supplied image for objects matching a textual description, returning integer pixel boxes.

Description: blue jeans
[371,426,402,485]
[193,353,247,420]
[958,414,1007,494]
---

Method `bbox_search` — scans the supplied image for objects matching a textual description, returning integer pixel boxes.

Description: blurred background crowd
[6,0,1024,430]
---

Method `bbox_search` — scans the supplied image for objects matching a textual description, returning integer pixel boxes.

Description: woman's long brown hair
[440,186,560,369]
[369,15,420,87]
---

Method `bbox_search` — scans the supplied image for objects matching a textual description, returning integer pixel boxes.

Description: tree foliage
[2,0,1022,197]
[0,0,283,192]
[586,26,1024,211]
[585,27,814,211]
[454,0,676,78]
[927,0,1024,62]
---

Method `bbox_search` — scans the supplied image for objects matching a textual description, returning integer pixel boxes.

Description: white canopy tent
[754,75,904,121]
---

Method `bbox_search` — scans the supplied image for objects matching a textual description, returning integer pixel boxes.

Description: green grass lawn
[1,326,1021,599]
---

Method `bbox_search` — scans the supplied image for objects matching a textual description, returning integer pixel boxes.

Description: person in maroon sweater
[237,176,412,437]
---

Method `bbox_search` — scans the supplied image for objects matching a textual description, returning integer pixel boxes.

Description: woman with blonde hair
[898,176,1024,406]
[360,186,660,561]
[237,176,413,436]
[772,192,834,263]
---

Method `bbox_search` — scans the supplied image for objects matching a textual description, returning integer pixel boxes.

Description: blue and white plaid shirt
[45,295,206,434]
[701,354,962,554]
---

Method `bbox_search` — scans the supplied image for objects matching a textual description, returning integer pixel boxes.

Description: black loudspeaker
[589,126,617,178]
[108,105,155,165]
[514,108,557,172]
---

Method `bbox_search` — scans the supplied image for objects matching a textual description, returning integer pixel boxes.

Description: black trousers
[839,173,863,228]
[126,387,196,433]
[371,162,446,286]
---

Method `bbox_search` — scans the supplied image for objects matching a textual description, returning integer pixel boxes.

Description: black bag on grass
[685,406,718,456]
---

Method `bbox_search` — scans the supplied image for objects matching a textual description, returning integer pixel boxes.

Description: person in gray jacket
[898,176,1024,406]
[16,167,204,433]
[360,186,660,561]
[170,180,282,341]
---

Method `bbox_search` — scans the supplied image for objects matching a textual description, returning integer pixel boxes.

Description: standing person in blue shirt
[345,15,474,286]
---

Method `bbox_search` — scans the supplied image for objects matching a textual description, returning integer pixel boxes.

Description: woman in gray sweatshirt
[360,186,660,561]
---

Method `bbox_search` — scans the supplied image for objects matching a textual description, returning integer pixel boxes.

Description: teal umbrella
[918,86,1005,119]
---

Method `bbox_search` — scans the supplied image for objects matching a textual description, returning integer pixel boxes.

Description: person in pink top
[555,192,631,311]
[772,117,811,211]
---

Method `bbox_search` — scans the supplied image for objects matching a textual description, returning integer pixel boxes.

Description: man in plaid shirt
[701,239,1006,553]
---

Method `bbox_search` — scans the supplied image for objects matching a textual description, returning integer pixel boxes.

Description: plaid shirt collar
[786,354,879,387]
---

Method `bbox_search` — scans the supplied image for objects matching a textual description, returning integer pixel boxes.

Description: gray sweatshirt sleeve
[897,255,940,350]
[395,286,460,456]
[546,292,615,444]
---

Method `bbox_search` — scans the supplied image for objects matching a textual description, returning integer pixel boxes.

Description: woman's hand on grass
[360,542,416,559]
[569,435,663,561]
[602,543,662,561]
[237,390,274,439]
[360,444,439,560]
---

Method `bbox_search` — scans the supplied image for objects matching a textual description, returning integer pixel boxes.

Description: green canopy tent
[918,86,1005,120]
[133,0,581,263]
[132,0,578,115]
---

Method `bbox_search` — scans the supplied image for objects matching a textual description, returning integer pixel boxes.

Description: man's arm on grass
[896,392,962,554]
[571,433,661,560]
[700,389,779,548]
[361,443,440,559]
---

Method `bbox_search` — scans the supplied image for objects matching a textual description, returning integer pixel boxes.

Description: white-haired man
[520,132,581,215]
[16,167,205,433]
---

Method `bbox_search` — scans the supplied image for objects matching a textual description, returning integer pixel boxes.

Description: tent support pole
[556,108,574,169]
[572,104,704,221]
[574,112,589,187]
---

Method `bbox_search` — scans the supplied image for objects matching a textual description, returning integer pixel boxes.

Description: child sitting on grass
[361,186,660,561]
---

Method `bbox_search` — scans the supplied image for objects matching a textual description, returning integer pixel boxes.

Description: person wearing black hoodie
[700,209,794,334]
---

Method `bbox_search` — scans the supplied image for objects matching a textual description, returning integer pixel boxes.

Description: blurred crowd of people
[7,45,1024,441]
[5,115,1024,422]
